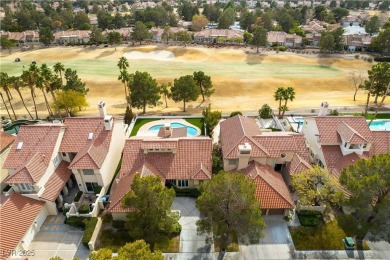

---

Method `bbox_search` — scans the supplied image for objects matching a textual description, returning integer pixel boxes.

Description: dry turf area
[0,45,375,117]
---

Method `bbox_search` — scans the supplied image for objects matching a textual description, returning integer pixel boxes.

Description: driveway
[28,215,90,260]
[239,216,293,260]
[168,197,214,260]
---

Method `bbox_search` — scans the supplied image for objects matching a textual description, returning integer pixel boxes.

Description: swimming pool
[367,120,390,130]
[149,122,198,136]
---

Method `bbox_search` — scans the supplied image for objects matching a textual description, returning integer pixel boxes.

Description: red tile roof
[286,154,312,175]
[4,153,47,184]
[141,139,178,150]
[40,161,72,202]
[3,125,62,169]
[61,117,114,169]
[322,145,344,171]
[109,137,212,213]
[313,116,372,144]
[337,122,367,144]
[0,131,15,153]
[240,162,294,209]
[369,131,390,156]
[0,192,45,259]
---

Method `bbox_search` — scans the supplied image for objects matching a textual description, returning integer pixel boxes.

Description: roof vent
[88,132,94,140]
[16,142,23,150]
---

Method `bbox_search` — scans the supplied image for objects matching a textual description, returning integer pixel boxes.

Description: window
[362,144,367,149]
[52,155,59,166]
[177,180,189,188]
[228,159,238,165]
[344,142,348,148]
[83,169,94,175]
[280,153,286,158]
[62,152,67,157]
[85,182,99,193]
[167,179,176,186]
[19,183,33,192]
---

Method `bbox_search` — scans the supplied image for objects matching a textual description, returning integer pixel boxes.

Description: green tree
[53,62,65,87]
[365,16,381,35]
[121,174,179,250]
[193,71,214,103]
[0,92,12,119]
[340,154,390,242]
[230,111,242,117]
[159,82,171,108]
[171,75,200,112]
[251,26,267,53]
[132,21,150,44]
[280,86,295,118]
[319,33,335,52]
[0,38,15,53]
[202,104,222,138]
[117,240,163,260]
[292,166,343,207]
[370,28,390,54]
[89,27,105,44]
[202,4,221,23]
[191,14,209,31]
[53,90,88,117]
[161,26,172,43]
[74,12,91,30]
[89,248,112,260]
[178,1,199,21]
[259,104,272,119]
[332,7,349,22]
[9,76,33,119]
[39,26,54,46]
[332,27,344,51]
[196,173,265,249]
[240,10,256,31]
[128,71,160,114]
[218,7,236,29]
[107,31,122,46]
[117,57,131,107]
[175,31,192,46]
[21,65,39,119]
[0,72,17,120]
[64,68,89,95]
[368,63,390,125]
[274,87,284,119]
[97,10,113,30]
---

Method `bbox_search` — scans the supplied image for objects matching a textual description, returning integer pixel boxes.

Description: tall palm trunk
[0,92,12,119]
[59,71,63,88]
[16,88,33,119]
[30,85,38,119]
[364,79,376,117]
[369,83,390,126]
[5,90,17,119]
[41,88,52,116]
[278,99,282,118]
[281,99,289,118]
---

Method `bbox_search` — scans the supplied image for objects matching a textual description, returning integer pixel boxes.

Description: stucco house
[219,115,311,215]
[150,27,187,42]
[193,29,244,44]
[267,31,302,47]
[59,101,126,194]
[0,131,15,192]
[108,127,212,220]
[53,30,91,45]
[0,30,40,44]
[343,34,373,51]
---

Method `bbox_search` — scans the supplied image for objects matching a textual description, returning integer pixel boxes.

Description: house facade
[343,34,373,51]
[267,31,302,47]
[219,115,311,215]
[53,30,91,45]
[150,27,187,42]
[109,128,212,220]
[193,29,244,44]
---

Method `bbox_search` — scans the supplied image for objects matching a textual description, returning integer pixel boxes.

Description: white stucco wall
[17,206,48,251]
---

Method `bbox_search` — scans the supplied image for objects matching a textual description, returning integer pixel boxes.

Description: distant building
[267,31,302,47]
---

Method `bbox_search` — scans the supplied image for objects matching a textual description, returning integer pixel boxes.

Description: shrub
[102,212,113,224]
[66,216,85,228]
[374,56,390,62]
[171,221,182,235]
[78,204,90,214]
[229,111,242,117]
[82,217,98,248]
[298,215,321,226]
[329,109,339,116]
[259,104,272,119]
[94,185,102,195]
[298,210,322,216]
[112,220,126,229]
[355,54,359,59]
[74,191,83,202]
[367,57,373,62]
[174,187,201,198]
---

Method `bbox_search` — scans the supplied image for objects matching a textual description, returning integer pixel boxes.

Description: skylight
[16,142,23,150]
[88,132,93,140]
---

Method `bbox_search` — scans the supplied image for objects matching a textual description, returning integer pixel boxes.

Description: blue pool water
[149,122,198,136]
[367,120,390,130]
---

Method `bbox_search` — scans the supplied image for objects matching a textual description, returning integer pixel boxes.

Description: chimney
[237,143,252,170]
[318,101,329,116]
[104,115,113,131]
[98,101,107,118]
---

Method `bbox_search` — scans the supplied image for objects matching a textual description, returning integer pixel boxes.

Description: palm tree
[0,72,17,120]
[118,70,130,101]
[53,62,65,87]
[21,65,39,119]
[40,64,57,102]
[0,92,12,119]
[280,87,296,118]
[274,87,284,119]
[9,76,33,119]
[117,57,131,107]
[36,73,53,116]
[117,57,129,71]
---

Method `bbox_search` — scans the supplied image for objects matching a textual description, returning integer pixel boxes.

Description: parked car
[14,58,21,62]
[343,237,355,249]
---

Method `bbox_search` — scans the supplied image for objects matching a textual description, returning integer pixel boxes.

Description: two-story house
[220,115,311,215]
[108,125,212,220]
[59,101,126,194]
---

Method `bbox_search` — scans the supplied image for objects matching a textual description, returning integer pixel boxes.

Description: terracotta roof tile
[0,131,15,153]
[240,162,294,209]
[40,161,72,202]
[337,122,367,144]
[286,154,312,175]
[4,153,47,184]
[369,131,390,156]
[194,29,243,39]
[322,145,343,170]
[313,116,372,144]
[3,125,62,169]
[141,140,178,150]
[0,192,45,258]
[108,174,135,213]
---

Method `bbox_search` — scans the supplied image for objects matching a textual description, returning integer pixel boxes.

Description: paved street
[27,215,90,260]
[368,240,390,260]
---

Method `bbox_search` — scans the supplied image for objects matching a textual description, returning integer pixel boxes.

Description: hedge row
[174,187,201,198]
[298,215,321,227]
[374,57,390,62]
[298,210,322,216]
[82,217,98,248]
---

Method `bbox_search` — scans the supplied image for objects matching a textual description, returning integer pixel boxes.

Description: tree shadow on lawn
[317,54,335,68]
[245,52,266,65]
[95,50,117,59]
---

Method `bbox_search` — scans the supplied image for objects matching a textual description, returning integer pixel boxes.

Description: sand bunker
[123,50,175,61]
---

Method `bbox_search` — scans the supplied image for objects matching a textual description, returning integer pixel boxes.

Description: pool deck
[137,119,201,137]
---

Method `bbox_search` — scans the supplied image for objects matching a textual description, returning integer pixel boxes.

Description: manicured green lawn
[130,118,159,136]
[366,113,390,119]
[290,215,370,250]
